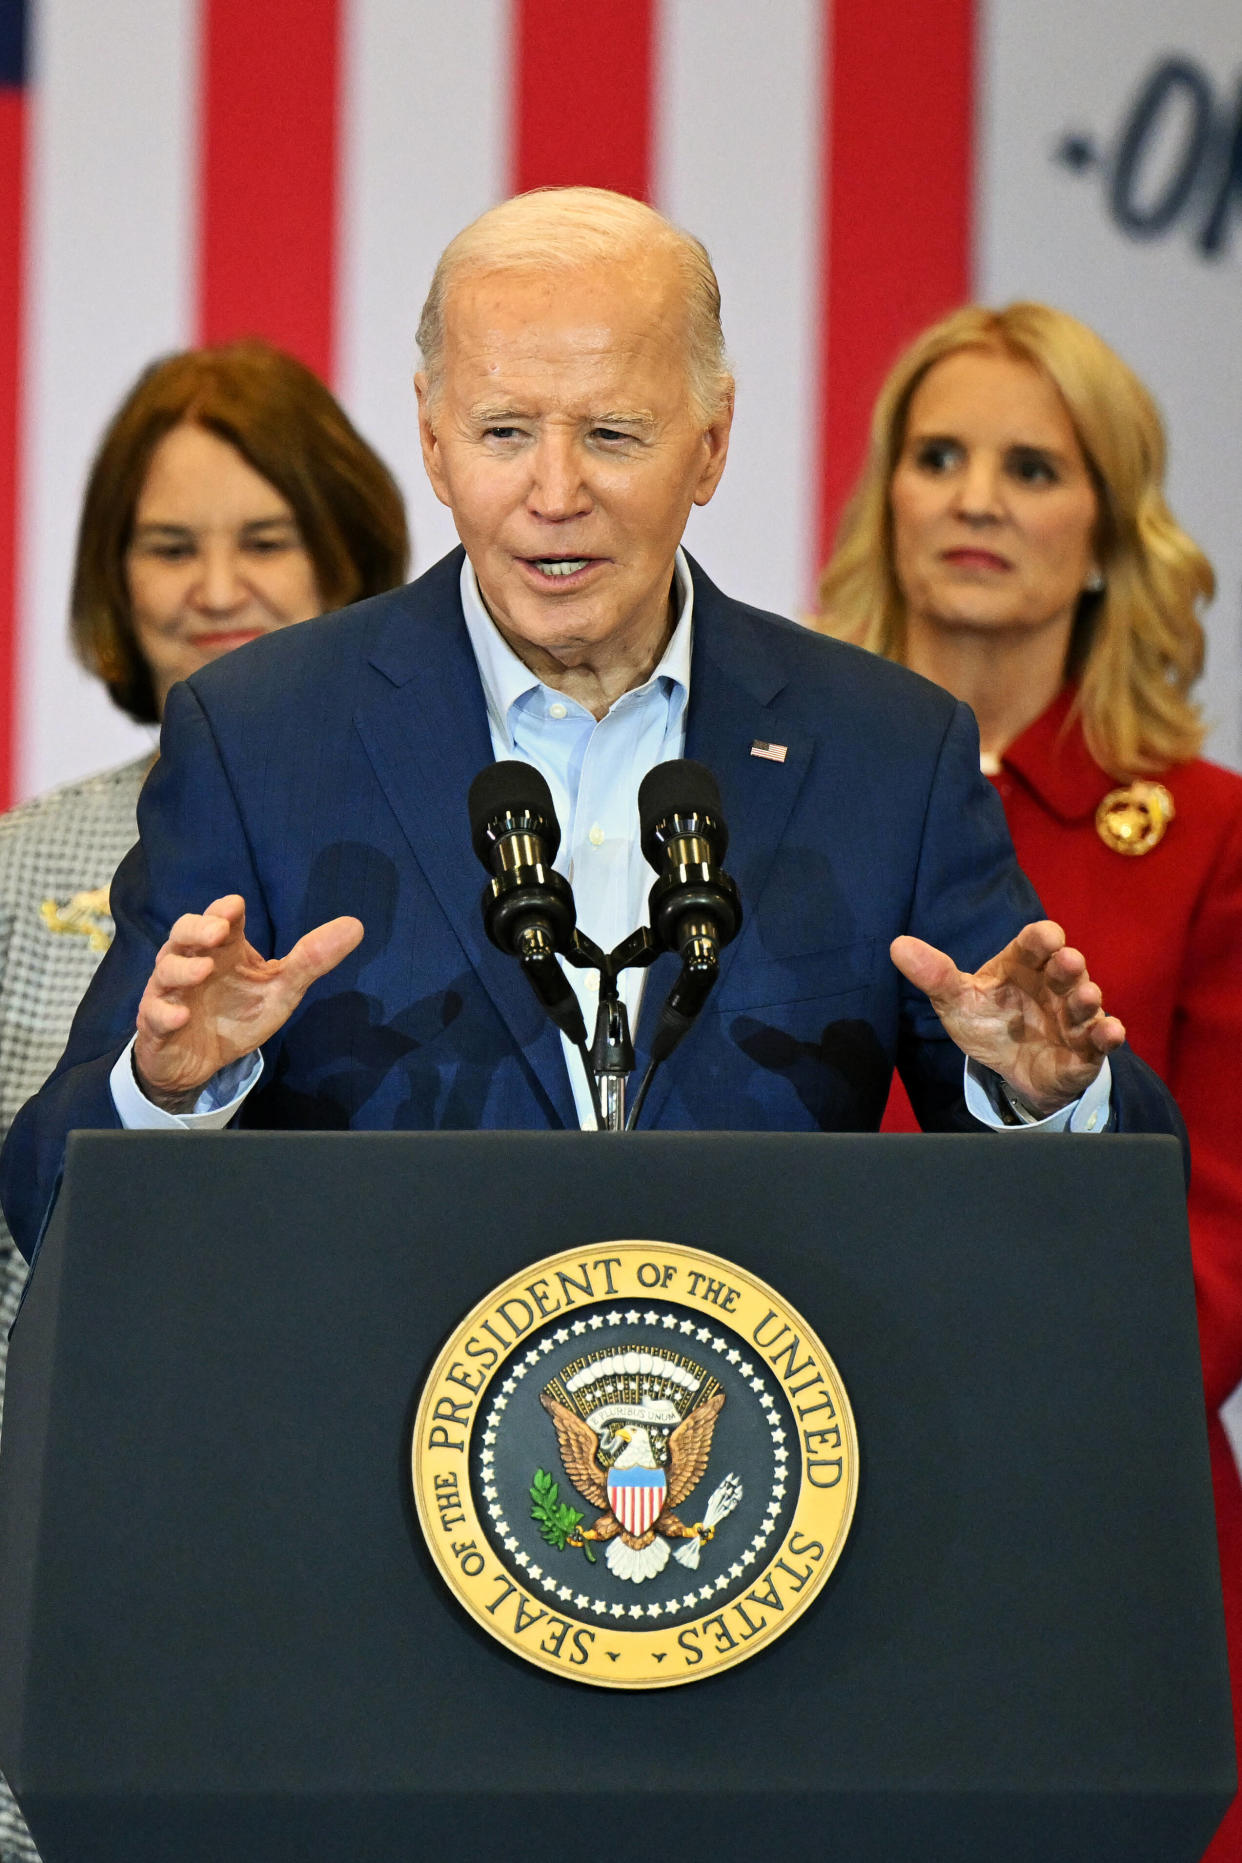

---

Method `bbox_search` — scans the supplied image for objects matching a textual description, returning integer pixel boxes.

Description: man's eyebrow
[470,403,530,424]
[468,403,658,428]
[592,409,658,430]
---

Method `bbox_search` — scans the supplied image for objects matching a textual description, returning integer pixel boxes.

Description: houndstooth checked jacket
[0,752,149,1863]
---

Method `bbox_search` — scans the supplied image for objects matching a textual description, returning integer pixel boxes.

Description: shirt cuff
[964,1056,1113,1134]
[109,1037,264,1130]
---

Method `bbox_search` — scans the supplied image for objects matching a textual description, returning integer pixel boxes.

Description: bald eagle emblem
[538,1346,742,1583]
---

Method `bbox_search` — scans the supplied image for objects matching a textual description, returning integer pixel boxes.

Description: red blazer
[887,685,1242,1407]
[885,685,1242,1856]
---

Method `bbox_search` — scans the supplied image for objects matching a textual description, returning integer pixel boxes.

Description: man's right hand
[133,894,364,1111]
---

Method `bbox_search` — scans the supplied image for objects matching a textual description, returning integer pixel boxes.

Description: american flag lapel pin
[750,740,788,763]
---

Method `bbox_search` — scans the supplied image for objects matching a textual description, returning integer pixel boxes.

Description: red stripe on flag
[0,86,26,809]
[196,0,341,381]
[814,0,975,574]
[512,0,655,200]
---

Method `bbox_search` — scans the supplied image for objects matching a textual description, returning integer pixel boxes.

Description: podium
[0,1130,1233,1860]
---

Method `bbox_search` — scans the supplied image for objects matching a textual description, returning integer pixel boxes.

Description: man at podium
[0,188,1182,1262]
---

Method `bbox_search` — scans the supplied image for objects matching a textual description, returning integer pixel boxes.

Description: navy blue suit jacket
[0,551,1183,1259]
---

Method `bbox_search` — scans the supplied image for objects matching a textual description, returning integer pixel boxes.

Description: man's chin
[497,611,613,670]
[479,579,615,659]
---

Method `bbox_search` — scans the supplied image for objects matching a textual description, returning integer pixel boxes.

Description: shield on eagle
[607,1466,667,1537]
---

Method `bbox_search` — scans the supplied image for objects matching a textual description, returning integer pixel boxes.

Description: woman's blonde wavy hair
[816,302,1213,774]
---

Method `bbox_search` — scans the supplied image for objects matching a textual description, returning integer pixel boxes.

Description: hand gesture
[133,894,363,1111]
[891,919,1125,1119]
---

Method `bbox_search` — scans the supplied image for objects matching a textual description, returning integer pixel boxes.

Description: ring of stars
[477,1310,791,1623]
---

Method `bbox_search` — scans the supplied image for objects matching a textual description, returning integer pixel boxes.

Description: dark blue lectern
[0,1131,1233,1859]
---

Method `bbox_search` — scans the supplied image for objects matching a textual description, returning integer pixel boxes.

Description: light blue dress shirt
[461,551,693,1126]
[109,550,1110,1135]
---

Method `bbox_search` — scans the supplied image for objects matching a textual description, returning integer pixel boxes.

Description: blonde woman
[818,300,1241,1860]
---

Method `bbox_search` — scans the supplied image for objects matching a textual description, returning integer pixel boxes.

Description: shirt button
[1086,1112,1099,1131]
[588,824,605,846]
[548,702,568,719]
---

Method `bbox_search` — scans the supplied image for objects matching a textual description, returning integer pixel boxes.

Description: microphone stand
[563,923,728,1133]
[563,927,660,1132]
[590,985,632,1133]
[469,761,735,1132]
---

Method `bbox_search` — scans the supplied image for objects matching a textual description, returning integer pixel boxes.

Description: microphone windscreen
[468,760,561,863]
[638,759,727,865]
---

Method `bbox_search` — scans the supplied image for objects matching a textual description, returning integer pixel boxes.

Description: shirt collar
[459,550,694,749]
[1000,685,1114,822]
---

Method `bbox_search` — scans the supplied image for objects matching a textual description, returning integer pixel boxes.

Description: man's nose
[527,435,591,520]
[195,545,248,610]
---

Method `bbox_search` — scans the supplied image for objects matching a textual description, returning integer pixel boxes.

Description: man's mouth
[519,555,600,584]
[534,558,589,577]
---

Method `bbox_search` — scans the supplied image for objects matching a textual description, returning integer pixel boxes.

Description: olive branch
[530,1468,596,1562]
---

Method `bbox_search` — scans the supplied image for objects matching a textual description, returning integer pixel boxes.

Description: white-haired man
[0,189,1181,1257]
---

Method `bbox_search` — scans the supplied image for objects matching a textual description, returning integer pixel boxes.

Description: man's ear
[414,372,452,509]
[692,385,735,508]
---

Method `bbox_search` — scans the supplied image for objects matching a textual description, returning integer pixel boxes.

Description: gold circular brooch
[1095,781,1175,856]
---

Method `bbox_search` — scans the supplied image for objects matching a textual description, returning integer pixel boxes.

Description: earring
[1085,567,1105,593]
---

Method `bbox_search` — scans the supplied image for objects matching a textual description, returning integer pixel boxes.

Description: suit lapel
[352,553,578,1128]
[633,562,814,1126]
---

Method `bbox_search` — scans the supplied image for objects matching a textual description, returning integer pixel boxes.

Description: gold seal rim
[412,1239,859,1689]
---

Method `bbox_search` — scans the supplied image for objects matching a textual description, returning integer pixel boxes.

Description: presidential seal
[412,1241,858,1688]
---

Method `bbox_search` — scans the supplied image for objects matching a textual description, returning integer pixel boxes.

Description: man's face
[416,257,731,681]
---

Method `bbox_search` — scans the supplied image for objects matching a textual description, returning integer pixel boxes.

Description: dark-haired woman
[0,340,408,1863]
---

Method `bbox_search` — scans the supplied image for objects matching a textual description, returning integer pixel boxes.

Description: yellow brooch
[1094,781,1175,856]
[39,886,115,952]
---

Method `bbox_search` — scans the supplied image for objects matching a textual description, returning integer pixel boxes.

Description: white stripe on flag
[654,0,823,622]
[976,0,1242,769]
[18,0,197,799]
[338,0,511,581]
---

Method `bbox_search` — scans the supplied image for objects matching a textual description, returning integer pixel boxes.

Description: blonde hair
[416,186,733,422]
[816,302,1213,775]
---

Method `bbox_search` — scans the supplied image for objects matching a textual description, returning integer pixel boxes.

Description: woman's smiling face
[126,422,323,713]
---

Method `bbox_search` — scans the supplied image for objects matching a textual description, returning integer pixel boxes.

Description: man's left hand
[891,920,1125,1119]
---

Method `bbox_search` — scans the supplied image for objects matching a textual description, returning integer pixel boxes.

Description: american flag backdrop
[0,0,1240,812]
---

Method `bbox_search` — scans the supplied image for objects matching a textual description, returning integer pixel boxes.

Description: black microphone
[638,759,742,1063]
[468,761,587,1045]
